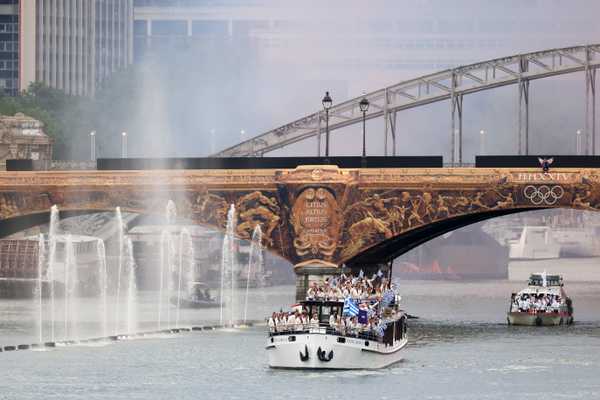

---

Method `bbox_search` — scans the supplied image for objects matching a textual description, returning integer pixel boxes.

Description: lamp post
[479,129,486,155]
[576,129,582,155]
[240,129,245,140]
[121,131,127,158]
[322,91,332,157]
[90,131,96,161]
[359,94,370,157]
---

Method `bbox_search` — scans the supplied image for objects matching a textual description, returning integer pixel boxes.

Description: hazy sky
[124,0,600,160]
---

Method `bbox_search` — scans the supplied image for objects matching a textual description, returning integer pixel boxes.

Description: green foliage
[0,83,90,159]
[0,72,140,160]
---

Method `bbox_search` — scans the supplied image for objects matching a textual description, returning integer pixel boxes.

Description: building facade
[0,112,52,170]
[0,0,134,97]
[0,1,18,95]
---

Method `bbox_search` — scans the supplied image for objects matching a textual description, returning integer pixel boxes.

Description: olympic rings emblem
[523,185,564,206]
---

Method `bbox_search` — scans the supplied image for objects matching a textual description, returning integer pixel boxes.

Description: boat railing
[267,322,382,342]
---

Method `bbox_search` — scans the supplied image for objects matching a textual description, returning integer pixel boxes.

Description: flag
[374,321,387,336]
[343,297,359,317]
[381,289,395,307]
[377,269,384,277]
[367,305,377,318]
[542,270,547,287]
[358,309,368,324]
[359,269,364,279]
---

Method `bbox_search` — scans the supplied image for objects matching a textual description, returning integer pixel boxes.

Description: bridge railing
[214,44,600,160]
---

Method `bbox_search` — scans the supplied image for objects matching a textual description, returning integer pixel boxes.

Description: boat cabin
[301,300,343,326]
[190,282,213,300]
[528,274,563,287]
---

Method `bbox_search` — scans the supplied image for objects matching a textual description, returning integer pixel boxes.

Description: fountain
[47,205,59,342]
[114,207,125,335]
[158,230,167,329]
[30,207,139,345]
[125,237,137,334]
[36,233,46,343]
[97,239,108,338]
[166,201,176,329]
[176,228,193,328]
[220,204,238,327]
[244,225,263,323]
[64,234,79,341]
[158,201,177,330]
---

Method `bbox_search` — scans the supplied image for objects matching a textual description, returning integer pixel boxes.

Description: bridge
[215,44,599,161]
[1,164,599,298]
[2,44,600,299]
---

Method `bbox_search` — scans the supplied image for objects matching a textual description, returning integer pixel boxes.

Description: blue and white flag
[377,269,384,278]
[343,297,359,317]
[381,289,395,307]
[359,269,364,279]
[374,321,387,336]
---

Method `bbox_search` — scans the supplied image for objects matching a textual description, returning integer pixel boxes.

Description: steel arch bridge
[214,44,599,162]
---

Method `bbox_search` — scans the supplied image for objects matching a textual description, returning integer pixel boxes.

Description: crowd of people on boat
[305,271,390,302]
[511,293,562,313]
[268,270,402,338]
[267,307,398,339]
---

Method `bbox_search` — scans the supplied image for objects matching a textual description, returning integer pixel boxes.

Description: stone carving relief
[191,190,282,246]
[339,187,517,261]
[235,191,281,245]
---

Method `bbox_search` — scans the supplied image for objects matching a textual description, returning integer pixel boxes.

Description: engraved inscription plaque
[291,187,340,260]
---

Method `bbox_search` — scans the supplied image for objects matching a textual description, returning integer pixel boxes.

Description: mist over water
[105,0,600,160]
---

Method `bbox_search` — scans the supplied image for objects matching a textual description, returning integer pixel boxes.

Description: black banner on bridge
[5,159,50,171]
[97,156,443,170]
[475,155,600,168]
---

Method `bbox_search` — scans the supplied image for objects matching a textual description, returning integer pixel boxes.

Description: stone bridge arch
[338,169,600,270]
[0,167,599,286]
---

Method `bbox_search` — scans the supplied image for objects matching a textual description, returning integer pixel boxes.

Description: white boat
[507,272,574,326]
[266,300,408,369]
[508,226,560,260]
[553,227,600,258]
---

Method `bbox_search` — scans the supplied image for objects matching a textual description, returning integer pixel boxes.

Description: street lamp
[359,94,370,157]
[240,129,245,139]
[90,131,96,161]
[479,129,486,155]
[322,91,333,157]
[576,129,582,155]
[121,131,127,158]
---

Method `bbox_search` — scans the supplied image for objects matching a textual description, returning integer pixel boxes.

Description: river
[1,280,600,399]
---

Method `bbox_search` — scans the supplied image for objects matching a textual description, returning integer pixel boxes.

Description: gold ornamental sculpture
[0,167,599,268]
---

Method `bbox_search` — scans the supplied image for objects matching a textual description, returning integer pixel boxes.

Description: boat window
[319,306,331,324]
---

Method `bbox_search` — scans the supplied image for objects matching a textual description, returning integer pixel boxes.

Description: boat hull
[267,333,407,369]
[507,312,572,326]
[169,296,221,309]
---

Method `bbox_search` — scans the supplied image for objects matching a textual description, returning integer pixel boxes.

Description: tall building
[0,0,134,97]
[0,1,19,96]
